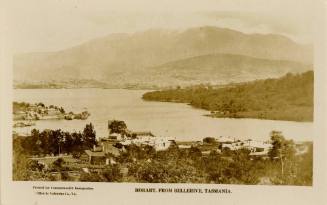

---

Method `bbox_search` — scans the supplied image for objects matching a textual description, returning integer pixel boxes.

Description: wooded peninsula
[142,71,313,122]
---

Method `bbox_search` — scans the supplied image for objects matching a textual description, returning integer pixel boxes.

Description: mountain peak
[14,26,313,86]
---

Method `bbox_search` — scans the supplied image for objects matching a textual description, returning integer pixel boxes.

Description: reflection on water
[14,89,313,141]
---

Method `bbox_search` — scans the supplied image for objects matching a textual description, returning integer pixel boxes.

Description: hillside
[14,26,313,88]
[14,53,312,88]
[143,71,314,122]
[147,54,312,86]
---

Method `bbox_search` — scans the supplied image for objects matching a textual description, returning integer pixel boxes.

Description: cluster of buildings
[13,103,65,121]
[216,136,272,158]
[64,111,90,120]
[83,120,277,165]
[29,119,309,169]
[117,131,175,151]
[83,120,175,165]
[215,136,309,158]
[13,102,90,122]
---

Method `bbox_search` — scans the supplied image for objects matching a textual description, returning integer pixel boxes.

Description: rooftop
[102,143,120,157]
[85,150,105,157]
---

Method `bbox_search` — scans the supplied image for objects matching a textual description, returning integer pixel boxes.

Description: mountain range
[14,26,313,88]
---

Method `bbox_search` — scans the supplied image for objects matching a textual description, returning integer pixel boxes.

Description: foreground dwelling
[83,144,121,165]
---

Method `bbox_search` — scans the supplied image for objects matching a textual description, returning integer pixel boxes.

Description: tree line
[17,123,97,156]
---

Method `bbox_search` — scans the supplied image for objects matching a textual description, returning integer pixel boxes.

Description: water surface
[14,89,313,141]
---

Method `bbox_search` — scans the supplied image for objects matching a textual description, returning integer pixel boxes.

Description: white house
[120,135,174,151]
[221,138,272,154]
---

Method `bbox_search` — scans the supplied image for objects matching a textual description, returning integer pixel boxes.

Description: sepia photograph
[3,0,327,204]
[8,0,317,187]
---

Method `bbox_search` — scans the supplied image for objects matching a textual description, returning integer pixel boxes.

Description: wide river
[14,89,313,142]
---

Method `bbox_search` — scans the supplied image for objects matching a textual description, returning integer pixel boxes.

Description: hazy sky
[4,0,317,53]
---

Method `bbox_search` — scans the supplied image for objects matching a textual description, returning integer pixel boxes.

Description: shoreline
[143,98,314,123]
[203,114,313,123]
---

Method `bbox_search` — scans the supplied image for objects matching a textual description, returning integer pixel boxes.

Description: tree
[82,123,97,149]
[80,172,103,182]
[37,102,45,107]
[52,158,64,171]
[188,147,202,160]
[28,160,44,171]
[294,143,313,185]
[203,137,216,144]
[204,151,229,183]
[108,120,127,134]
[268,131,295,183]
[55,130,64,155]
[62,132,73,153]
[13,137,30,180]
[71,132,84,153]
[102,165,123,182]
[48,130,63,155]
[229,149,260,184]
[59,107,65,114]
